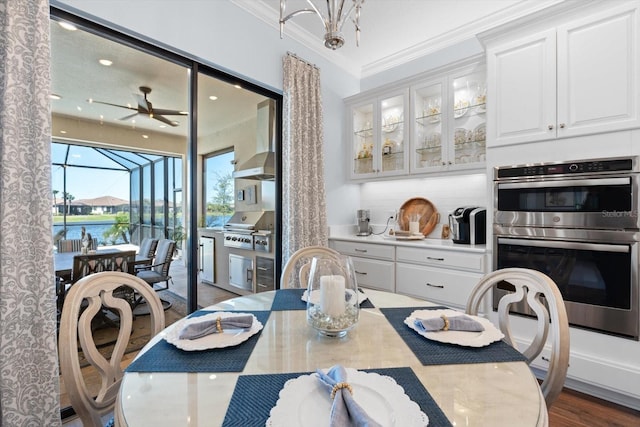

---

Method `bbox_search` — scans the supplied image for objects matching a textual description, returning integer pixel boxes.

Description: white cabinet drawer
[352,257,395,292]
[396,246,485,273]
[396,263,482,309]
[331,240,395,261]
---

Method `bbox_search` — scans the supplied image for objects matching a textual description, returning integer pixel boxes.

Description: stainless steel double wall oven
[493,157,640,340]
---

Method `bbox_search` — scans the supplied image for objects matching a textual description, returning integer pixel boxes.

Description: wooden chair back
[466,267,570,408]
[58,272,165,427]
[280,246,341,288]
[57,237,98,253]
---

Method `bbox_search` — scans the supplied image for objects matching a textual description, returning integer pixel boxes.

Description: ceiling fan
[88,86,187,127]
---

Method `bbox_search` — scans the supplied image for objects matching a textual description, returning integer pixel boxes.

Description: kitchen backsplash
[333,173,488,238]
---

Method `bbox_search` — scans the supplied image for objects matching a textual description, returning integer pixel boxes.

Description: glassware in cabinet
[352,102,375,177]
[412,80,445,171]
[451,69,486,166]
[379,94,405,174]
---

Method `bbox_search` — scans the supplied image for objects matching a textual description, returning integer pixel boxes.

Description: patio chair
[135,238,159,271]
[135,239,175,311]
[466,267,570,408]
[58,271,164,427]
[57,237,98,253]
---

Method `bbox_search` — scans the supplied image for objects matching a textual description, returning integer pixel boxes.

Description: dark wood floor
[549,388,640,427]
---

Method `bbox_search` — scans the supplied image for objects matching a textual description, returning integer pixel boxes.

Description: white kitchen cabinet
[487,2,640,146]
[329,240,396,291]
[395,245,485,309]
[412,65,487,173]
[349,89,409,180]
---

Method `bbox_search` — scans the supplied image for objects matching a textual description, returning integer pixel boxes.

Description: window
[203,149,235,227]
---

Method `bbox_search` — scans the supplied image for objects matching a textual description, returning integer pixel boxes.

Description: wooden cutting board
[397,197,439,236]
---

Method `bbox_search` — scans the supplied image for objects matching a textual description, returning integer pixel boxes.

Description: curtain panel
[0,0,61,425]
[282,54,328,266]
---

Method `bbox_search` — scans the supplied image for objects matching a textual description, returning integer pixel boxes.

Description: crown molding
[232,0,566,80]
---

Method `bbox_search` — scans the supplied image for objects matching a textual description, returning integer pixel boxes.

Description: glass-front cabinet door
[379,92,407,176]
[412,78,446,173]
[351,100,375,178]
[449,66,486,168]
[349,89,408,179]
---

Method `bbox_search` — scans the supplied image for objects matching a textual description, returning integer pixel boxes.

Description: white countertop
[329,232,488,253]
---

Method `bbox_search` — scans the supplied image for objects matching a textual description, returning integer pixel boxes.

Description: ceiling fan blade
[119,112,139,121]
[152,108,188,116]
[134,93,150,112]
[153,114,179,127]
[88,99,137,111]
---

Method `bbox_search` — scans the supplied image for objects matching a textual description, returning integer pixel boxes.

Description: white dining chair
[58,271,165,427]
[465,267,570,409]
[280,246,341,288]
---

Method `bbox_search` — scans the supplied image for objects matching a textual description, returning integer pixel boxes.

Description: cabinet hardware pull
[426,283,444,288]
[355,270,367,275]
[257,283,268,288]
[354,248,367,253]
[548,124,554,130]
[559,123,565,128]
[257,267,268,271]
[426,256,444,261]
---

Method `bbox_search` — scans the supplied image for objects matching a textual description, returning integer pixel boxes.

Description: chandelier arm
[337,3,356,32]
[305,0,331,31]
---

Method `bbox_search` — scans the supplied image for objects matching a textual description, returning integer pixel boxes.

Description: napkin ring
[330,382,353,399]
[440,314,450,331]
[216,317,223,333]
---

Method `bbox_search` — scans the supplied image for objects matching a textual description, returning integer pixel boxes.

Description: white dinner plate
[302,288,369,305]
[164,312,262,351]
[404,309,504,347]
[266,368,428,427]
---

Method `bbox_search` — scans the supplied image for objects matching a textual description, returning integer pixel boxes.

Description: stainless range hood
[233,99,276,180]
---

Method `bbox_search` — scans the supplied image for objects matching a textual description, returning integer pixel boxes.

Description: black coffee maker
[448,206,486,244]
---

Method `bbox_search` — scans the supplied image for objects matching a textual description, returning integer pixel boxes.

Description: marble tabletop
[115,289,547,426]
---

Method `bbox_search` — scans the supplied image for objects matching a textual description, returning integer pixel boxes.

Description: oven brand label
[601,210,637,218]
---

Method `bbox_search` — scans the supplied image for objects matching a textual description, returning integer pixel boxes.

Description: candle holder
[306,254,359,337]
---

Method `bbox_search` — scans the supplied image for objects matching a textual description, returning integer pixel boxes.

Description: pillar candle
[409,221,420,234]
[319,275,346,317]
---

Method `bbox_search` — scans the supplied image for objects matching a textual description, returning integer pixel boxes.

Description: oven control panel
[495,157,635,179]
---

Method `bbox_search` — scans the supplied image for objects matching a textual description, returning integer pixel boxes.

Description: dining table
[114,288,548,426]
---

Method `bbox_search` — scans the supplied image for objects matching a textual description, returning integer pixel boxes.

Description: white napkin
[414,314,484,333]
[178,314,253,340]
[316,365,382,427]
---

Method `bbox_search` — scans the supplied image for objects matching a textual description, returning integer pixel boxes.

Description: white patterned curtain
[0,0,61,425]
[282,53,328,265]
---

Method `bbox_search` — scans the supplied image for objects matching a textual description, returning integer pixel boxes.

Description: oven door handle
[497,237,630,253]
[497,177,630,189]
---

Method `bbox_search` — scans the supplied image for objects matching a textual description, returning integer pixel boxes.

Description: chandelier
[279,0,365,50]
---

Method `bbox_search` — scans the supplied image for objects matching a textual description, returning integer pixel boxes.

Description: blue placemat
[222,367,451,427]
[125,310,271,373]
[380,307,527,365]
[270,288,375,311]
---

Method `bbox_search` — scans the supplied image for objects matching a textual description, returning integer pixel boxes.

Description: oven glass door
[496,237,632,310]
[497,177,632,213]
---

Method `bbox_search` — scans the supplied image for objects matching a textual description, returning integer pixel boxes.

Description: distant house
[53,195,129,215]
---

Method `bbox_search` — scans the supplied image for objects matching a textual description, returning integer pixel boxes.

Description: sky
[51,165,130,200]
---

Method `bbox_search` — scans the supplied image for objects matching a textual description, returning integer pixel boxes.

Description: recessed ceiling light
[50,94,62,100]
[209,95,218,101]
[76,106,82,111]
[99,59,113,67]
[159,124,167,128]
[58,21,77,31]
[234,84,242,89]
[142,134,149,139]
[60,130,67,134]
